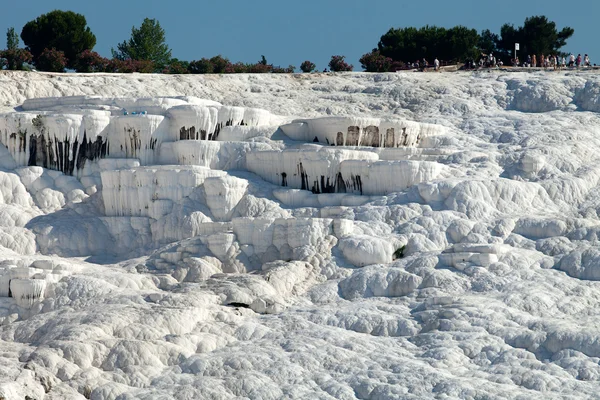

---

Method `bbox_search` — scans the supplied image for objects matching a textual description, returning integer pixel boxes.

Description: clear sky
[1,0,591,70]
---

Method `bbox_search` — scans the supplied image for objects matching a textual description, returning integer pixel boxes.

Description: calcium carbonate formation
[0,96,447,197]
[6,71,599,400]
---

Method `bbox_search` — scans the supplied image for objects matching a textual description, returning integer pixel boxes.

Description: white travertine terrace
[2,71,600,399]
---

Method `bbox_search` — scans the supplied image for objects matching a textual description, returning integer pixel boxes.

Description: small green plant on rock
[393,245,406,260]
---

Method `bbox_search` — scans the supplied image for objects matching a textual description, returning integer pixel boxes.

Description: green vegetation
[377,25,479,63]
[1,28,32,70]
[112,18,172,71]
[495,16,574,60]
[21,10,96,69]
[5,12,575,73]
[393,245,406,260]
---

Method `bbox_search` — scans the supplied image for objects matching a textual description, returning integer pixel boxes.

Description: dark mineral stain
[298,162,309,191]
[27,130,109,175]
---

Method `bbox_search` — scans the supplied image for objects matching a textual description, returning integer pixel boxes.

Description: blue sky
[1,0,590,70]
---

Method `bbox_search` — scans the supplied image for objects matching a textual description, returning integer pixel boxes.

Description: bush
[101,58,154,73]
[230,62,248,73]
[210,55,231,74]
[36,48,67,72]
[188,58,213,74]
[329,55,353,72]
[75,50,109,72]
[1,48,33,70]
[103,58,121,73]
[117,59,154,73]
[393,245,406,260]
[247,63,273,73]
[391,60,406,71]
[300,60,316,73]
[272,64,295,73]
[163,59,189,74]
[359,50,393,72]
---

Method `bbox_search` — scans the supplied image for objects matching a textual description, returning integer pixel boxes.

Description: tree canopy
[495,16,574,60]
[21,10,96,68]
[112,18,171,71]
[374,16,573,66]
[377,25,479,63]
[6,28,19,50]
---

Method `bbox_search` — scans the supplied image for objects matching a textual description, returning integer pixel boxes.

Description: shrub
[101,58,154,73]
[188,58,214,74]
[359,50,393,72]
[36,48,67,72]
[393,245,406,260]
[247,63,273,73]
[75,50,109,72]
[163,58,189,74]
[103,58,121,73]
[230,62,248,73]
[391,60,406,71]
[272,64,295,73]
[328,55,353,72]
[300,60,316,73]
[118,59,155,73]
[0,48,33,70]
[210,55,231,73]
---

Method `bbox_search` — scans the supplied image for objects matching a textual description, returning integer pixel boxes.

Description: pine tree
[112,18,172,71]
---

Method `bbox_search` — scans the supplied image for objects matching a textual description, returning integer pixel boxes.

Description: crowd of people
[407,52,594,72]
[513,53,593,69]
[408,58,442,71]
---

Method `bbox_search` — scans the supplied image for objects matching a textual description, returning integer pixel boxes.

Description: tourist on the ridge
[532,55,537,68]
[540,55,545,69]
[584,54,591,67]
[562,56,567,68]
[434,58,440,71]
[576,54,582,67]
[569,53,575,67]
[526,55,532,67]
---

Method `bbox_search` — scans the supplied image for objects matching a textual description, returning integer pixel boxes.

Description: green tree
[478,29,498,55]
[112,18,172,71]
[7,28,19,50]
[377,25,478,63]
[495,16,574,61]
[21,10,96,68]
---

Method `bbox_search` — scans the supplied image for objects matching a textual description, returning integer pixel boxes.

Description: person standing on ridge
[576,54,582,67]
[532,55,537,68]
[434,58,440,72]
[584,54,591,67]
